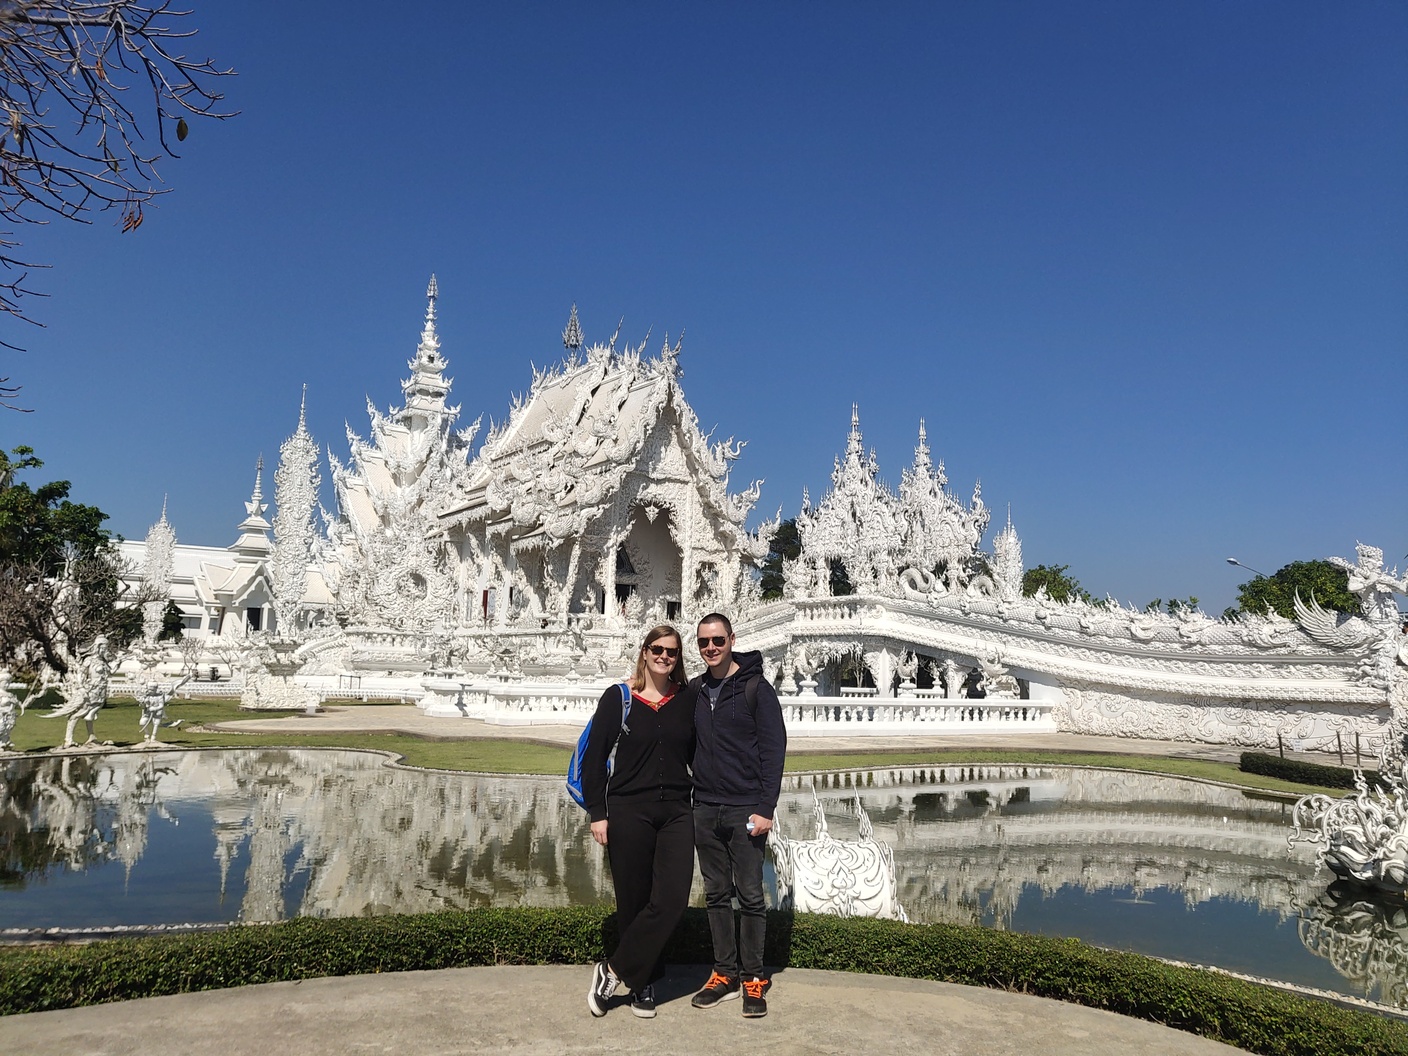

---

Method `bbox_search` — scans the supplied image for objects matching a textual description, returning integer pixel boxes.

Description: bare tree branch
[0,1,234,375]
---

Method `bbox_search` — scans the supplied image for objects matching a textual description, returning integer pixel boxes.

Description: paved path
[0,965,1242,1055]
[208,702,1347,768]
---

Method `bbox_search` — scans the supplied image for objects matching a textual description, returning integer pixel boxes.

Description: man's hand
[591,820,608,846]
[748,814,773,837]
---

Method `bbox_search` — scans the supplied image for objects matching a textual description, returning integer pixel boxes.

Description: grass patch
[6,697,571,776]
[0,909,1401,1055]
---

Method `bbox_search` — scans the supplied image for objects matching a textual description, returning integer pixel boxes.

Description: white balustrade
[781,695,1055,735]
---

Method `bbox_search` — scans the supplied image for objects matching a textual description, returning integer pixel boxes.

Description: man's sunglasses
[697,636,730,648]
[646,645,679,658]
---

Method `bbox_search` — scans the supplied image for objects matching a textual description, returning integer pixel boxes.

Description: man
[689,612,787,1018]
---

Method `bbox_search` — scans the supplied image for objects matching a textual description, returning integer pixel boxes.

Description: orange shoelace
[703,970,733,990]
[743,978,766,999]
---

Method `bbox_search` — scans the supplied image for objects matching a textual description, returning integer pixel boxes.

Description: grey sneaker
[691,970,740,1008]
[630,983,657,1019]
[742,976,768,1018]
[587,961,619,1017]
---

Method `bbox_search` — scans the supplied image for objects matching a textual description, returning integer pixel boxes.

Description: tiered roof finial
[846,403,864,460]
[298,384,308,432]
[247,459,266,518]
[562,303,583,351]
[417,274,441,362]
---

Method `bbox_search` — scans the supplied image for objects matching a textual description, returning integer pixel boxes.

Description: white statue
[0,667,38,751]
[49,636,112,749]
[1290,597,1408,895]
[137,674,191,745]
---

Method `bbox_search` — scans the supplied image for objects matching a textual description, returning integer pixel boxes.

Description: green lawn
[4,694,1352,798]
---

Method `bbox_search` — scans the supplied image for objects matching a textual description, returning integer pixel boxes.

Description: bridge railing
[781,697,1056,735]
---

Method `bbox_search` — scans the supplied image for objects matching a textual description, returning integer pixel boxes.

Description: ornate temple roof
[441,313,765,555]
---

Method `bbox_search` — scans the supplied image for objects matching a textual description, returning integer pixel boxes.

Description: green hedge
[2,908,1404,1056]
[1240,751,1381,791]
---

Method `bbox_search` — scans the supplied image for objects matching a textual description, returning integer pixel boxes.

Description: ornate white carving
[271,388,321,638]
[140,501,176,645]
[770,788,907,921]
[1291,653,1408,895]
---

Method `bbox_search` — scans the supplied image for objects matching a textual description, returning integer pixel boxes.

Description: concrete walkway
[0,965,1243,1055]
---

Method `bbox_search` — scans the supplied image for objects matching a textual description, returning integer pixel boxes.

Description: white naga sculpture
[1289,546,1408,895]
[769,789,907,922]
[137,674,191,746]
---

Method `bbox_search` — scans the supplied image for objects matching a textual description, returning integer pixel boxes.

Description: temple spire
[297,384,308,433]
[562,303,583,351]
[232,456,273,558]
[845,403,864,461]
[248,456,265,514]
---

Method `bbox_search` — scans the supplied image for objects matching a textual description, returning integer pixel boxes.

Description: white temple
[118,278,1406,751]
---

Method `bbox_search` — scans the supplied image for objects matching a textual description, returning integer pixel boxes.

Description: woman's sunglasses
[646,645,679,658]
[697,636,729,648]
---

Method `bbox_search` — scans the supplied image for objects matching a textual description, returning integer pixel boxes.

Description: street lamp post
[1226,557,1268,579]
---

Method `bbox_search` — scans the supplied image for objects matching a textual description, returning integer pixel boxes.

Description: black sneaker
[630,984,657,1019]
[587,961,619,1017]
[742,976,768,1018]
[691,970,740,1008]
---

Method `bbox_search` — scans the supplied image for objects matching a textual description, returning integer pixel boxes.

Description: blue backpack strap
[619,681,631,730]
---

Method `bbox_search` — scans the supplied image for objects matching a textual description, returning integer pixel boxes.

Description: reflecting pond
[0,749,1400,1008]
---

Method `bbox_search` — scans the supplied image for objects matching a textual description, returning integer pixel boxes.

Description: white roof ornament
[562,303,583,351]
[247,456,266,519]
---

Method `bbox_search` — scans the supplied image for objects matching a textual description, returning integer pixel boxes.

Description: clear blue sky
[4,2,1405,615]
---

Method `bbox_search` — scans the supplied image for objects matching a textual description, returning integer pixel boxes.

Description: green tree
[1225,560,1359,621]
[1145,597,1200,616]
[759,518,800,600]
[0,445,143,673]
[158,599,184,641]
[0,446,109,570]
[1021,564,1092,604]
[758,517,852,597]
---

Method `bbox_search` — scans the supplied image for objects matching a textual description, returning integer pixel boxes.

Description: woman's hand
[591,820,608,846]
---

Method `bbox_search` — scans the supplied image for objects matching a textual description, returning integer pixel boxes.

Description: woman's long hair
[630,624,688,692]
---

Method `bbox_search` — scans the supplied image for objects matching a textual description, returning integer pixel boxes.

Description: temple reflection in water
[0,750,1399,1008]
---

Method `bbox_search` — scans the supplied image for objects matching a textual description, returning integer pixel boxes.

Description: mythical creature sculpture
[47,636,112,749]
[1290,561,1408,896]
[137,674,191,745]
[1296,543,1408,690]
[769,788,907,921]
[0,667,32,751]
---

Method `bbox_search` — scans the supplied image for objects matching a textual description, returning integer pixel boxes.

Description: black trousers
[693,802,768,979]
[605,797,694,992]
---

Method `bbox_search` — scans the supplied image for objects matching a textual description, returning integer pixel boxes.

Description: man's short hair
[697,612,733,635]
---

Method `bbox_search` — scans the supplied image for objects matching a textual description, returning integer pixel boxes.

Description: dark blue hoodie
[691,649,787,818]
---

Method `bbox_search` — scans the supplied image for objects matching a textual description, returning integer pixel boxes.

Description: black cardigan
[581,683,694,823]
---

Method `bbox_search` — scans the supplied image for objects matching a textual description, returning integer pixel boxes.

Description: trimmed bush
[1,909,1404,1056]
[1240,751,1381,791]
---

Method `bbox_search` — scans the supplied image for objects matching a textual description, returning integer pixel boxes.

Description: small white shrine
[118,278,1405,751]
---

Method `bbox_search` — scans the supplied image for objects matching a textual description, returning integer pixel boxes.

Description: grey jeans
[693,802,767,979]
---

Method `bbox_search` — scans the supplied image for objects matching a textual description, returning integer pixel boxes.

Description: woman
[583,624,694,1019]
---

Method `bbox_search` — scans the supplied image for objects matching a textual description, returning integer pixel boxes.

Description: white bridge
[405,675,1055,735]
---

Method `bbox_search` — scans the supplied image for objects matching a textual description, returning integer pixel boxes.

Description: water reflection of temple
[3,751,1405,1008]
[779,767,1323,928]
